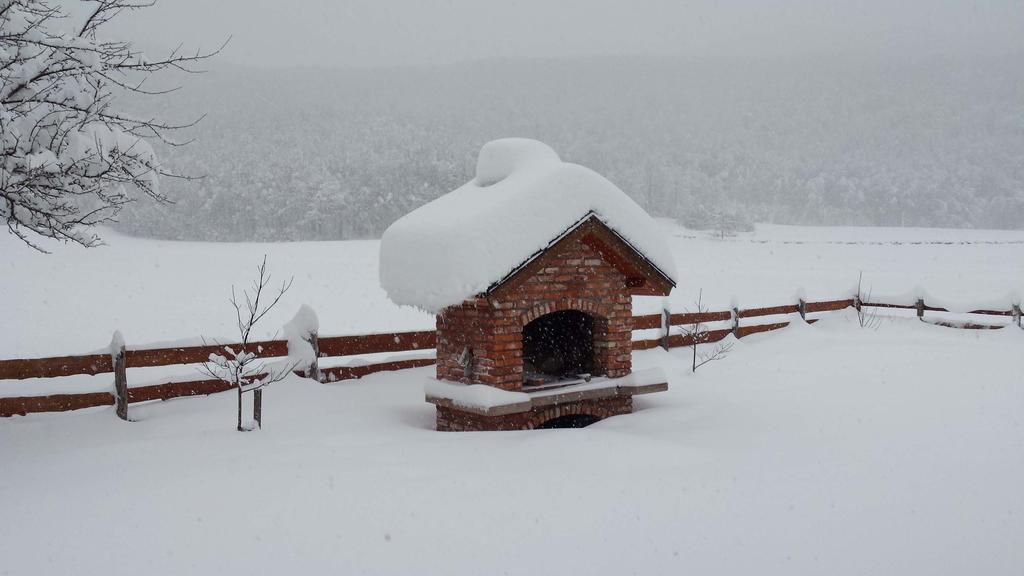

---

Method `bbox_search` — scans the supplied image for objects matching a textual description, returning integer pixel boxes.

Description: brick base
[435,396,633,431]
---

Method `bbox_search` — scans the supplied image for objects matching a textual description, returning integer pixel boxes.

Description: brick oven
[379,138,677,431]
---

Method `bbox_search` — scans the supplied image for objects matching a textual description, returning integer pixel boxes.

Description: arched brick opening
[525,403,610,429]
[536,413,602,429]
[519,300,621,386]
[519,298,612,327]
[521,301,614,384]
[523,309,595,382]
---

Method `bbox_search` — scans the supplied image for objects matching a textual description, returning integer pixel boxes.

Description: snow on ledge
[379,138,678,313]
[614,366,668,388]
[424,380,532,413]
[424,367,668,416]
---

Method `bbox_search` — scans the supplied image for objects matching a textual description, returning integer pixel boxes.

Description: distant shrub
[678,204,755,237]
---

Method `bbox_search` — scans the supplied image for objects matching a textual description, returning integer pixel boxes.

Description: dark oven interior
[522,310,596,385]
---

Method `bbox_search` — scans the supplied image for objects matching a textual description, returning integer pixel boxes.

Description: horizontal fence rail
[0,330,437,418]
[628,298,1018,351]
[2,298,1020,418]
[0,354,113,381]
[125,341,290,369]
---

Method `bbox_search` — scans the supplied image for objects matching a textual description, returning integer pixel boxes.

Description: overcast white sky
[86,0,1024,68]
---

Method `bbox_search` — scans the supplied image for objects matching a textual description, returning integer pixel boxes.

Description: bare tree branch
[677,288,733,372]
[1,0,225,251]
[854,271,882,329]
[200,257,298,431]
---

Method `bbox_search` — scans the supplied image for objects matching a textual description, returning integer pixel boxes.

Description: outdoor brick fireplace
[428,214,674,430]
[378,138,677,431]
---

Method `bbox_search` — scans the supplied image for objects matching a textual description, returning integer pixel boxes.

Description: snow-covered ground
[3,225,1024,573]
[3,222,1022,359]
[1,314,1022,574]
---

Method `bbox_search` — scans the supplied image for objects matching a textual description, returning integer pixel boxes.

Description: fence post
[732,307,740,337]
[660,307,671,350]
[797,299,807,322]
[307,331,321,382]
[236,386,244,432]
[111,331,128,421]
[916,298,925,319]
[286,329,320,382]
[1013,304,1022,328]
[253,388,262,429]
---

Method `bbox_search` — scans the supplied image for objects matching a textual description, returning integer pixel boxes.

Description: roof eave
[483,211,676,300]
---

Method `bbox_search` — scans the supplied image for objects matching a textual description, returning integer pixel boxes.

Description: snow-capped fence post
[1013,304,1022,328]
[660,307,671,350]
[287,329,320,381]
[916,298,926,319]
[797,299,807,322]
[731,307,740,337]
[307,332,321,382]
[285,305,320,382]
[110,331,128,421]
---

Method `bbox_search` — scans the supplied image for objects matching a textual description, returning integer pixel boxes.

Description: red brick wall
[435,236,633,391]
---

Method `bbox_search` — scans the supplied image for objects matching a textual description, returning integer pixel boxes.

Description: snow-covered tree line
[115,55,1023,241]
[0,0,218,250]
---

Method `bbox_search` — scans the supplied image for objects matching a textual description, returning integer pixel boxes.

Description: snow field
[3,223,1022,360]
[1,314,1022,575]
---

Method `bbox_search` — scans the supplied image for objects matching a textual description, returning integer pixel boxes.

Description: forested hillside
[116,55,1024,241]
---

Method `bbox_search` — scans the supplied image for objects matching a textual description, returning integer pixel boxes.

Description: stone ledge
[425,368,668,417]
[425,395,533,417]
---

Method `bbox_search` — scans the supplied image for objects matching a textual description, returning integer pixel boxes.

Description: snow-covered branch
[0,0,223,251]
[678,288,734,372]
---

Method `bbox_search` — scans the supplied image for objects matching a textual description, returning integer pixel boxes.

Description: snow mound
[474,138,560,186]
[283,304,319,369]
[424,379,531,411]
[379,138,678,313]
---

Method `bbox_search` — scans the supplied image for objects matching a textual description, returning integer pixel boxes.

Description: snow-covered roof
[379,138,678,313]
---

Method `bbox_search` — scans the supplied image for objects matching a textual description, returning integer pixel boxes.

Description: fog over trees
[114,53,1023,241]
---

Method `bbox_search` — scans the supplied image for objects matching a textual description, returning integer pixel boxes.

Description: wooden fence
[0,331,435,418]
[629,297,1021,351]
[629,298,854,350]
[2,297,1020,418]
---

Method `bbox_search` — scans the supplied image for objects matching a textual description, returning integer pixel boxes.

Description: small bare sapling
[201,256,298,431]
[678,289,733,372]
[854,271,881,329]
